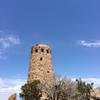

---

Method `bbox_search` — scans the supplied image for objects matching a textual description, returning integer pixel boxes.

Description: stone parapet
[8,93,16,100]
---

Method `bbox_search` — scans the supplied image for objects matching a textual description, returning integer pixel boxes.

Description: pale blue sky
[0,0,100,99]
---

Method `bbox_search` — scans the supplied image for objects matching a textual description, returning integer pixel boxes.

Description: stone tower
[28,44,53,85]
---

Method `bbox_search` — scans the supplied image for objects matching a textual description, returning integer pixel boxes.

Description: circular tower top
[31,44,51,54]
[33,44,50,48]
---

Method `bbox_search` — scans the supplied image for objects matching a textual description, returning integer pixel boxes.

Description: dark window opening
[35,49,38,53]
[40,57,43,61]
[41,48,44,52]
[47,71,50,73]
[47,50,49,53]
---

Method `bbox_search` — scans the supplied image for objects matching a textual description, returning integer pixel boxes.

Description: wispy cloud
[72,78,100,87]
[0,34,20,59]
[0,77,26,100]
[78,40,100,47]
[0,35,20,49]
[82,78,100,87]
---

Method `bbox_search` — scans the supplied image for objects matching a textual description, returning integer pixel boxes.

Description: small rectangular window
[35,49,38,52]
[47,50,49,53]
[40,57,43,61]
[47,71,50,73]
[41,49,44,52]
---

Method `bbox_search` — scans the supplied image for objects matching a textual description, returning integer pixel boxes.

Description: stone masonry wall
[28,44,53,85]
[8,93,16,100]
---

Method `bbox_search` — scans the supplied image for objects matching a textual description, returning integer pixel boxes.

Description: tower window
[41,48,44,52]
[40,57,43,61]
[47,71,50,73]
[35,49,38,53]
[47,50,49,53]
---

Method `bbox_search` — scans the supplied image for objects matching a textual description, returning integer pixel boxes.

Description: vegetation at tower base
[46,75,77,100]
[46,75,94,100]
[20,75,95,100]
[20,80,42,100]
[75,78,94,100]
[76,78,94,100]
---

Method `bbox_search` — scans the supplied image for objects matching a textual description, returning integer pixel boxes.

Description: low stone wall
[8,93,16,100]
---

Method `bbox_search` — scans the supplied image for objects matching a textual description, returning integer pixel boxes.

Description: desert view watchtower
[28,44,53,85]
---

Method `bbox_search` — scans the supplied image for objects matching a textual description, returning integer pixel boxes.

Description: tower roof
[34,44,50,48]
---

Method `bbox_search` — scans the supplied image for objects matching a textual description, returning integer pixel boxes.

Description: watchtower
[28,44,53,85]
